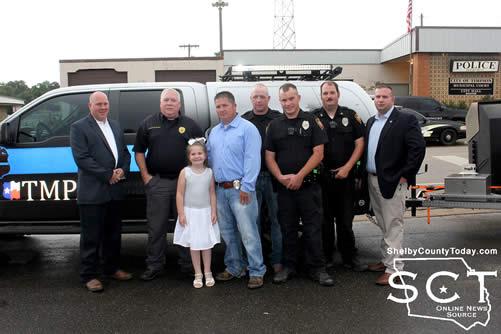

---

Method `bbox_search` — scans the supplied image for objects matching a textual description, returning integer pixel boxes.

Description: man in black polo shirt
[242,83,283,273]
[134,88,203,280]
[265,83,334,286]
[313,81,366,271]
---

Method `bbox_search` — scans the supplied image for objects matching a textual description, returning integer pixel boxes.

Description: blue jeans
[255,171,283,265]
[216,188,266,277]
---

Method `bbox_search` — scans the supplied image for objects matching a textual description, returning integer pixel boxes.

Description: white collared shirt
[94,118,118,167]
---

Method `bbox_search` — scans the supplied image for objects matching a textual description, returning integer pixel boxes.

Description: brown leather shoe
[247,276,264,289]
[111,270,133,281]
[215,270,237,281]
[375,273,401,286]
[368,262,386,272]
[85,279,104,292]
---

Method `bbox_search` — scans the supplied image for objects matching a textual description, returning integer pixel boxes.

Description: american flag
[406,0,413,32]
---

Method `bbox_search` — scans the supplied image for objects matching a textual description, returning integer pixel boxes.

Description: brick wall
[412,53,501,105]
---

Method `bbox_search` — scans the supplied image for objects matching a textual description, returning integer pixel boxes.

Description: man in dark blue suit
[365,84,425,286]
[70,91,132,292]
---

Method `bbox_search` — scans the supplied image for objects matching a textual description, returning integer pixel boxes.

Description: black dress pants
[79,201,122,283]
[321,176,356,263]
[277,183,325,271]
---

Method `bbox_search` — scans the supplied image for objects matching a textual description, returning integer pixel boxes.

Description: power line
[179,44,200,57]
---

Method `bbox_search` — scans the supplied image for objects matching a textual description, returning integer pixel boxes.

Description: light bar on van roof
[232,65,333,72]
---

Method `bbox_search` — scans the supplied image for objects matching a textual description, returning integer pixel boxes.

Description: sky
[2,0,501,86]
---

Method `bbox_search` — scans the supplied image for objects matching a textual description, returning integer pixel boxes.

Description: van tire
[439,129,457,145]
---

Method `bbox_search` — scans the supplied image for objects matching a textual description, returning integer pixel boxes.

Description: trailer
[407,100,501,213]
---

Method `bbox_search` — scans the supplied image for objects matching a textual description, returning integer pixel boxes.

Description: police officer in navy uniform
[134,88,203,281]
[241,83,283,274]
[265,83,334,286]
[312,81,366,271]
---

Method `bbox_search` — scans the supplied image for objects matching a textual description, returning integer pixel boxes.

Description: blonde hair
[186,141,208,167]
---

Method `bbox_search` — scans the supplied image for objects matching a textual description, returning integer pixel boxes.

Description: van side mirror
[0,122,15,145]
[0,122,10,145]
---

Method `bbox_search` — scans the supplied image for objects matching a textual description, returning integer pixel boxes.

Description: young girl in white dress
[173,138,220,288]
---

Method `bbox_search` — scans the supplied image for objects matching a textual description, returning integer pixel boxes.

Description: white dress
[173,167,220,250]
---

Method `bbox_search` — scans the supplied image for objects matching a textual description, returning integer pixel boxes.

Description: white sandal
[205,272,215,287]
[193,273,203,288]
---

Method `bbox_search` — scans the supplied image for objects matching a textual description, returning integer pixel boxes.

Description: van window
[118,90,185,133]
[17,93,89,143]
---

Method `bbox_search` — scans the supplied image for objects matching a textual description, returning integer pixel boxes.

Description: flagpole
[409,30,413,95]
[408,0,413,96]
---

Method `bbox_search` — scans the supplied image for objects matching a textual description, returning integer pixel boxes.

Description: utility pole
[212,0,228,57]
[179,44,199,57]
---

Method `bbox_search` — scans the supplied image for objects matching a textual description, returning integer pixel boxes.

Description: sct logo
[387,257,497,331]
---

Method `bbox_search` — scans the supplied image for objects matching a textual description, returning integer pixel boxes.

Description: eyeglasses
[188,137,206,145]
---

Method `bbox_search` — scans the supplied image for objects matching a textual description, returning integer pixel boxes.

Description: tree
[0,80,30,101]
[29,81,60,101]
[0,80,60,103]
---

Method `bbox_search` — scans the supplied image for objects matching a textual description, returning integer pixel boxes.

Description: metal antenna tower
[273,0,296,49]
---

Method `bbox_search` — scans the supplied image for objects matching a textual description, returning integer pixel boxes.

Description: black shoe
[0,252,10,265]
[179,266,194,277]
[273,267,295,284]
[309,270,335,286]
[140,269,163,281]
[343,258,368,272]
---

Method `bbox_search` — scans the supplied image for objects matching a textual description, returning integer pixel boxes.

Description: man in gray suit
[70,91,132,292]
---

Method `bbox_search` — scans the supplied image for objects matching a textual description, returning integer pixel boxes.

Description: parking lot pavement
[0,212,500,333]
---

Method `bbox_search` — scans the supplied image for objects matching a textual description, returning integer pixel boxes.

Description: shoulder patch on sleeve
[354,112,362,124]
[314,117,324,130]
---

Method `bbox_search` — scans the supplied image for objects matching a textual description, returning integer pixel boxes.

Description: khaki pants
[368,174,406,273]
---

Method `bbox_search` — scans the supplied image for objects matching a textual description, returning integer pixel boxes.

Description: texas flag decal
[3,181,21,200]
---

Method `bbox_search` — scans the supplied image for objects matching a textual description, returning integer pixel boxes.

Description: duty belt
[303,167,323,184]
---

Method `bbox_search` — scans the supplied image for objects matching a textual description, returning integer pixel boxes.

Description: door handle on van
[124,128,136,134]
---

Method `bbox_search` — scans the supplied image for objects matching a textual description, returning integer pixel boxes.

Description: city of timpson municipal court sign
[449,78,493,95]
[450,60,499,73]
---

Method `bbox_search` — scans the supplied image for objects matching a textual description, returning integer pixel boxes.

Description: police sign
[450,60,499,73]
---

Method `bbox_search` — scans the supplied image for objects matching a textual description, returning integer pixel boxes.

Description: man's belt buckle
[233,180,241,190]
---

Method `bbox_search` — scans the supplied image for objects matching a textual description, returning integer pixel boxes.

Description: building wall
[0,106,9,121]
[333,63,408,90]
[60,58,224,87]
[224,49,381,65]
[412,53,431,96]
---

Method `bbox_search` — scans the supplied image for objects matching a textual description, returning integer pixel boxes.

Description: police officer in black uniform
[265,83,334,286]
[241,83,283,273]
[312,81,366,271]
[134,88,203,281]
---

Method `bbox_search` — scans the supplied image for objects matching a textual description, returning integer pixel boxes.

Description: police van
[0,81,376,234]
